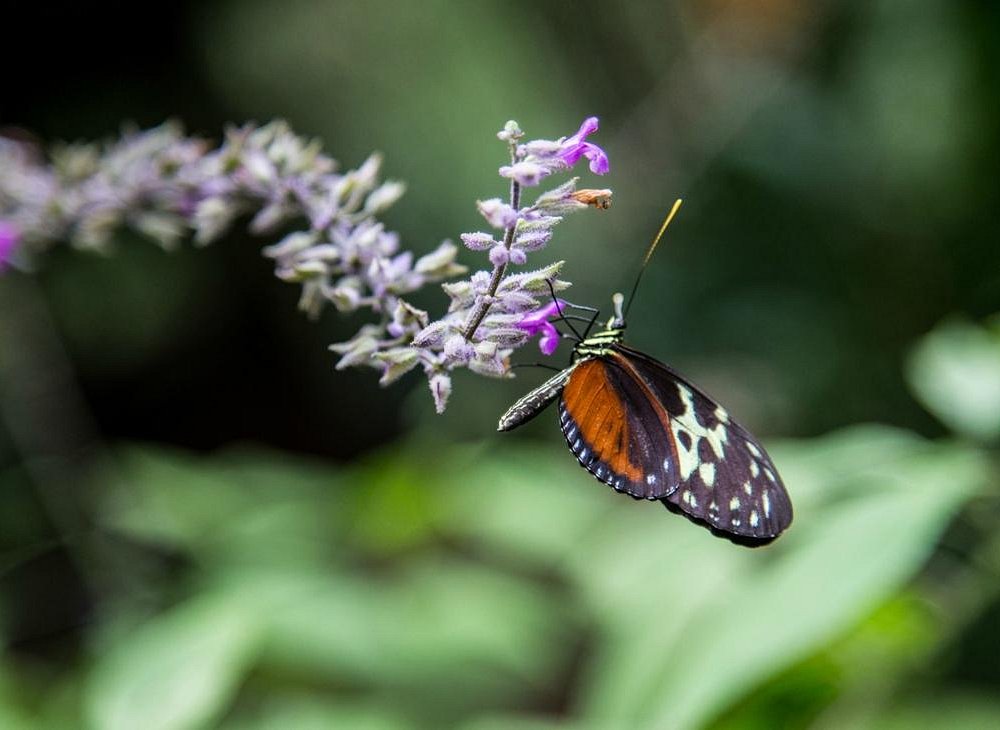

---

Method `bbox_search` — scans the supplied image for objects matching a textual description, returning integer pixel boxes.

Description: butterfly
[497,201,792,546]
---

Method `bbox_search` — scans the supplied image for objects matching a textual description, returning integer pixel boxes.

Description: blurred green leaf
[86,593,261,730]
[253,557,572,712]
[432,441,608,566]
[573,427,987,730]
[844,693,1000,730]
[907,317,1000,441]
[102,445,346,567]
[458,716,583,730]
[0,672,38,730]
[710,591,938,730]
[221,696,414,730]
[0,706,36,730]
[76,428,992,729]
[343,457,441,557]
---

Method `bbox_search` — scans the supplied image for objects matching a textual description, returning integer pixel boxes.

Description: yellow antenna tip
[642,198,683,267]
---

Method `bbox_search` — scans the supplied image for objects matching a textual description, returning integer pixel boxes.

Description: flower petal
[499,161,550,187]
[517,298,569,354]
[429,373,452,414]
[569,116,600,143]
[0,221,20,272]
[488,245,509,267]
[558,142,587,168]
[477,198,519,229]
[460,231,497,251]
[582,143,610,175]
[538,323,561,355]
[517,298,567,332]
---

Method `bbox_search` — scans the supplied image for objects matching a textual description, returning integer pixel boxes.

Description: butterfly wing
[559,357,682,499]
[613,345,793,545]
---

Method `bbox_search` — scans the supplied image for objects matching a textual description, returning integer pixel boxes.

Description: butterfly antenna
[623,198,683,319]
[546,278,583,341]
[509,362,563,372]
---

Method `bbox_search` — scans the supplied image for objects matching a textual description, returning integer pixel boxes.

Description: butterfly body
[499,320,793,546]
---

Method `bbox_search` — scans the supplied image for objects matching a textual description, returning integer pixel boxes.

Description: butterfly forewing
[558,357,681,499]
[613,345,793,544]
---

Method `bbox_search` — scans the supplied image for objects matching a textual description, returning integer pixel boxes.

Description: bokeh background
[3,1,1000,728]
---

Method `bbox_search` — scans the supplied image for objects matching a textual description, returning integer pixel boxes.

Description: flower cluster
[0,121,463,324]
[0,117,611,413]
[0,124,209,258]
[379,117,611,412]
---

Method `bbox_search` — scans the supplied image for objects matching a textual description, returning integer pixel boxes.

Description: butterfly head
[575,292,626,358]
[608,292,627,330]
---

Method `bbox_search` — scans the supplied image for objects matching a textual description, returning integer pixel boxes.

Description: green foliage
[847,695,1000,730]
[1,411,992,728]
[907,316,1000,442]
[86,593,261,730]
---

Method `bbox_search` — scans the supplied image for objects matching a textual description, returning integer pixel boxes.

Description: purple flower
[429,373,452,414]
[513,230,552,253]
[558,117,610,175]
[488,245,509,267]
[498,160,550,187]
[0,221,19,272]
[477,198,519,229]
[517,298,568,356]
[443,334,474,363]
[460,232,497,251]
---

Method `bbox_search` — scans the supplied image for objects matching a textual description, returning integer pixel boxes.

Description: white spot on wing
[743,481,753,496]
[750,461,760,478]
[646,474,657,485]
[698,462,716,487]
[729,496,740,510]
[750,510,759,528]
[746,441,762,458]
[670,384,730,480]
[764,467,777,483]
[763,490,771,517]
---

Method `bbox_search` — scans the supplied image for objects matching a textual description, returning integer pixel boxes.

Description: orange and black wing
[559,347,792,545]
[613,345,793,545]
[558,356,682,500]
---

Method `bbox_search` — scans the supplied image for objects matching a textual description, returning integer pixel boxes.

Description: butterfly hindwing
[613,345,793,545]
[559,357,681,499]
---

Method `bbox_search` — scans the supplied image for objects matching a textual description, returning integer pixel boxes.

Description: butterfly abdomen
[497,364,578,432]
